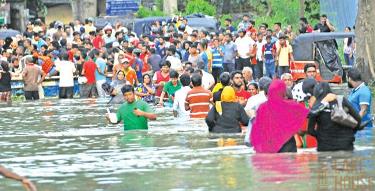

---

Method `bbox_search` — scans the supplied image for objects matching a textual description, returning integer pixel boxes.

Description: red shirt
[68,50,74,62]
[92,36,104,50]
[236,90,251,100]
[186,86,213,118]
[83,60,96,84]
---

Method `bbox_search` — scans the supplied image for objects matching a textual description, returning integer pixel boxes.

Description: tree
[355,0,375,81]
[184,0,216,16]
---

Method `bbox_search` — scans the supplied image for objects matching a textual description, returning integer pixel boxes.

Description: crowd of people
[0,14,372,153]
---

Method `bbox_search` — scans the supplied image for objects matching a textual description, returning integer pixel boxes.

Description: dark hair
[225,18,232,23]
[197,61,205,70]
[304,63,316,73]
[347,68,362,82]
[249,82,259,90]
[231,70,242,80]
[225,33,232,38]
[121,85,134,94]
[321,14,327,18]
[274,22,281,27]
[185,67,194,74]
[170,70,179,78]
[191,73,202,87]
[143,73,152,84]
[0,60,9,72]
[313,82,332,103]
[300,17,308,24]
[60,53,69,60]
[199,39,208,49]
[220,73,231,86]
[345,26,353,46]
[180,74,191,86]
[161,60,171,68]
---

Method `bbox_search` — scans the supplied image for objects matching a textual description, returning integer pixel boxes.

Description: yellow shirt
[212,83,223,94]
[276,42,293,66]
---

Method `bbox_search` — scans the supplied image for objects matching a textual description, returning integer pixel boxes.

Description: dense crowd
[0,13,371,154]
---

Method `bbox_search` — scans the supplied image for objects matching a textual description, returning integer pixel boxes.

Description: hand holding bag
[331,95,358,128]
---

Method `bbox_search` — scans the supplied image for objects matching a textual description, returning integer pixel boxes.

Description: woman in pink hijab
[250,80,309,153]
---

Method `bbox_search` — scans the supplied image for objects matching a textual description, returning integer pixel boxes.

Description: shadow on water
[0,99,375,190]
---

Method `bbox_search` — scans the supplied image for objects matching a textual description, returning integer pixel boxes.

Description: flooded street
[1,99,375,190]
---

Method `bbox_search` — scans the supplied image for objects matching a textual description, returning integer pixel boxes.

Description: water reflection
[0,99,374,190]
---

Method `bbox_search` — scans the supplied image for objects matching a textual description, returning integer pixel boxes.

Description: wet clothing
[116,99,153,130]
[206,102,249,133]
[348,83,372,128]
[308,98,362,151]
[278,137,297,153]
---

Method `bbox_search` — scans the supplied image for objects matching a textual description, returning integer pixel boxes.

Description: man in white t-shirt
[55,53,76,98]
[235,28,254,70]
[173,74,191,118]
[166,46,182,72]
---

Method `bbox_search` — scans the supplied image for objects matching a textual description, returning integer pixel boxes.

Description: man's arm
[326,19,335,32]
[0,165,37,191]
[359,104,369,118]
[38,70,47,84]
[134,109,157,120]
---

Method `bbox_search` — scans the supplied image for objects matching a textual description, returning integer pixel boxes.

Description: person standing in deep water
[206,86,249,133]
[107,85,157,130]
[250,80,309,153]
[308,82,362,151]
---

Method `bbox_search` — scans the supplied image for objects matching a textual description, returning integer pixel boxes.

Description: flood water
[1,99,375,191]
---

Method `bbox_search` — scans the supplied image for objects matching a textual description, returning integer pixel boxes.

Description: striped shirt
[185,86,213,118]
[211,46,223,68]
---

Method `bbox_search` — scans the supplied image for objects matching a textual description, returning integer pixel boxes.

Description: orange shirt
[124,68,137,85]
[186,86,212,118]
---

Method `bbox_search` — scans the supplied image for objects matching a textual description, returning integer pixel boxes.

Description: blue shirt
[199,52,209,72]
[348,83,372,127]
[223,42,237,64]
[211,46,223,68]
[95,58,107,81]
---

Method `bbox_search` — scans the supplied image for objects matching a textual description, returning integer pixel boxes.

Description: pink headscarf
[250,80,309,153]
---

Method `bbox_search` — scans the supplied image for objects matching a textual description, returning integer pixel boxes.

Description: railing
[41,0,70,4]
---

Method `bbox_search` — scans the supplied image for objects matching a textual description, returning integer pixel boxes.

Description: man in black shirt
[314,14,335,32]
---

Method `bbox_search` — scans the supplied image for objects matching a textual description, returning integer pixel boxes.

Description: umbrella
[0,29,21,39]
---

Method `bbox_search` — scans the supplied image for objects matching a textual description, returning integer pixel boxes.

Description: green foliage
[251,0,300,31]
[136,6,165,18]
[304,0,321,22]
[184,0,216,16]
[219,14,240,28]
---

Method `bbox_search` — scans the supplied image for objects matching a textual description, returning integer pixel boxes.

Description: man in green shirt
[158,70,182,106]
[107,85,157,130]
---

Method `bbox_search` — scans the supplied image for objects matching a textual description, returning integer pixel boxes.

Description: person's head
[248,82,259,95]
[121,85,136,103]
[313,82,332,103]
[221,86,236,102]
[257,32,263,41]
[224,33,232,42]
[213,38,220,47]
[184,62,193,69]
[170,70,179,85]
[0,60,9,72]
[345,26,352,32]
[120,57,130,69]
[304,63,317,78]
[242,67,253,81]
[224,18,232,26]
[116,70,126,81]
[191,73,202,87]
[268,79,288,100]
[259,25,267,35]
[220,72,231,86]
[143,73,152,84]
[189,42,198,54]
[198,40,207,51]
[281,73,294,88]
[161,60,171,73]
[242,15,250,22]
[180,73,191,87]
[184,67,195,76]
[274,22,281,31]
[320,14,328,24]
[278,34,286,45]
[25,56,35,65]
[258,77,272,94]
[347,68,362,88]
[265,35,272,44]
[231,71,243,88]
[60,52,69,61]
[302,78,317,97]
[197,61,205,71]
[238,28,245,38]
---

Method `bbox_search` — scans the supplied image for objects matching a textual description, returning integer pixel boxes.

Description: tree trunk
[355,0,375,82]
[9,0,27,32]
[266,0,272,16]
[299,0,305,17]
[70,0,97,22]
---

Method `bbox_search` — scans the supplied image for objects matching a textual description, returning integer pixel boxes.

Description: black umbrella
[0,29,21,39]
